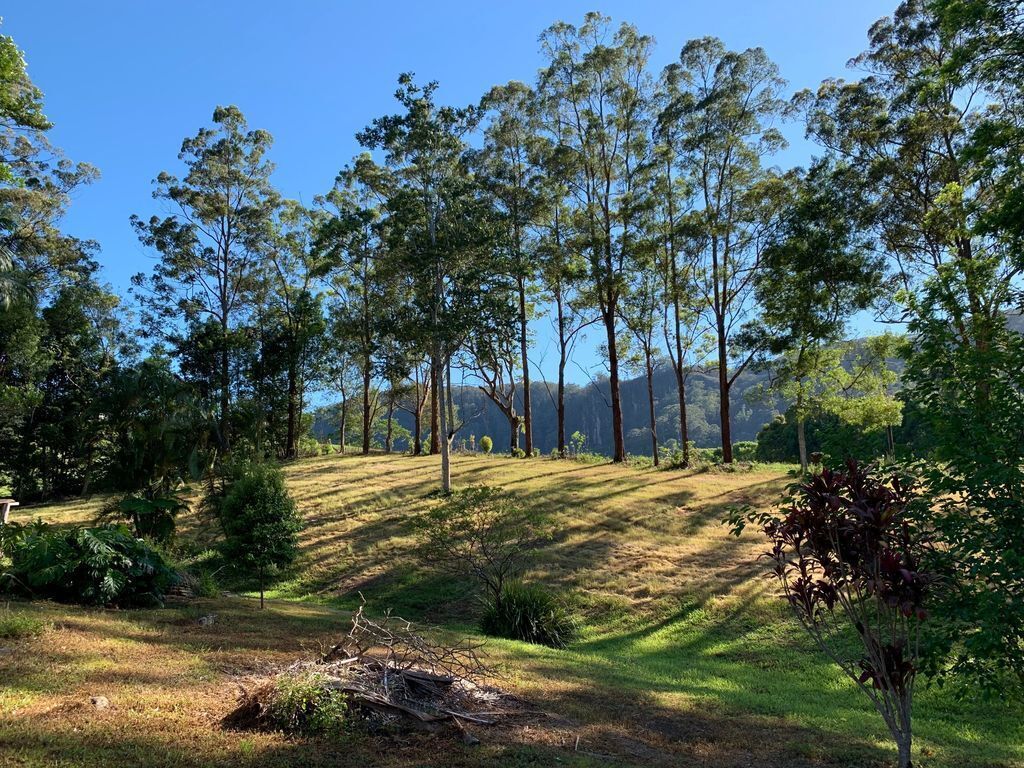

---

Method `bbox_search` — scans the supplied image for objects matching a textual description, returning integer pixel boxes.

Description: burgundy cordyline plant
[734,460,932,768]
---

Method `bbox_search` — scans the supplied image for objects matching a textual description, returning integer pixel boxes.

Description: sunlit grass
[4,453,1022,767]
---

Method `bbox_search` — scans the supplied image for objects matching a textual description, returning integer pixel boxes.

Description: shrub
[1,521,176,607]
[296,435,322,458]
[412,486,548,608]
[480,582,578,649]
[511,447,526,458]
[269,671,349,736]
[193,569,220,598]
[732,441,758,462]
[0,605,46,639]
[479,435,493,454]
[531,448,540,458]
[102,492,188,544]
[726,461,930,768]
[217,464,302,608]
[569,431,587,457]
[658,440,691,469]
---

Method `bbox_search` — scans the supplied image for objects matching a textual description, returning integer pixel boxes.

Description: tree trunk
[895,727,912,768]
[717,315,732,464]
[259,566,265,610]
[437,352,451,493]
[670,261,690,467]
[556,292,568,458]
[412,404,422,456]
[604,308,626,463]
[220,322,231,453]
[646,351,659,467]
[339,396,348,455]
[518,278,533,457]
[362,364,372,455]
[797,417,808,475]
[385,401,394,454]
[285,362,299,459]
[429,361,440,455]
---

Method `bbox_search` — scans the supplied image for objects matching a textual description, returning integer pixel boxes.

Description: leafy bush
[732,441,758,462]
[0,605,46,639]
[269,671,349,736]
[511,447,526,458]
[726,461,930,768]
[216,463,301,608]
[531,448,540,458]
[480,581,578,649]
[569,430,587,457]
[296,435,323,458]
[193,569,220,598]
[1,521,176,607]
[102,492,188,544]
[479,435,493,454]
[412,486,549,608]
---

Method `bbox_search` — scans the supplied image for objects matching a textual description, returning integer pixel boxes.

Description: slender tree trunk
[717,314,733,464]
[412,406,422,456]
[604,307,626,463]
[339,395,348,455]
[797,417,808,475]
[556,286,568,457]
[646,351,659,467]
[220,318,231,453]
[518,278,533,457]
[385,400,394,454]
[285,362,299,459]
[429,361,440,455]
[362,365,372,455]
[669,246,690,467]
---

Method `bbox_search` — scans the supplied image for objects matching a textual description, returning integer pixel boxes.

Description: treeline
[0,0,1020,499]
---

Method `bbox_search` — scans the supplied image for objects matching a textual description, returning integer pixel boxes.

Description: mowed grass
[3,453,1022,767]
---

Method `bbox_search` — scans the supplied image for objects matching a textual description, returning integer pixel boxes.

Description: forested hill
[313,366,779,456]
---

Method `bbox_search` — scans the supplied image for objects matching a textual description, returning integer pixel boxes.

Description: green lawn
[2,453,1020,767]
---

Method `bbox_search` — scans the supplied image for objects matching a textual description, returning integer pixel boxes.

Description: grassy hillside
[2,454,1021,767]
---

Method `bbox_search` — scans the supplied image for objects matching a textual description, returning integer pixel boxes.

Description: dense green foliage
[268,671,350,736]
[215,464,301,608]
[480,581,578,649]
[0,521,176,606]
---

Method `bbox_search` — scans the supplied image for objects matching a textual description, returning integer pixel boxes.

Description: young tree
[747,161,887,472]
[538,14,655,463]
[670,38,789,463]
[468,315,523,454]
[729,462,933,768]
[217,464,301,609]
[132,106,278,454]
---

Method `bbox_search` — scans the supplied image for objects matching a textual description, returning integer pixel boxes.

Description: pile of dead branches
[226,605,530,742]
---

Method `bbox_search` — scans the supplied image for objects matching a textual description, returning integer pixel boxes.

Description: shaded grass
[6,452,1024,767]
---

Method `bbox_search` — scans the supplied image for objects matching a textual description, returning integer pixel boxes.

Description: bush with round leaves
[479,435,493,454]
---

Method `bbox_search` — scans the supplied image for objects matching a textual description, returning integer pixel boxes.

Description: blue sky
[4,1,896,384]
